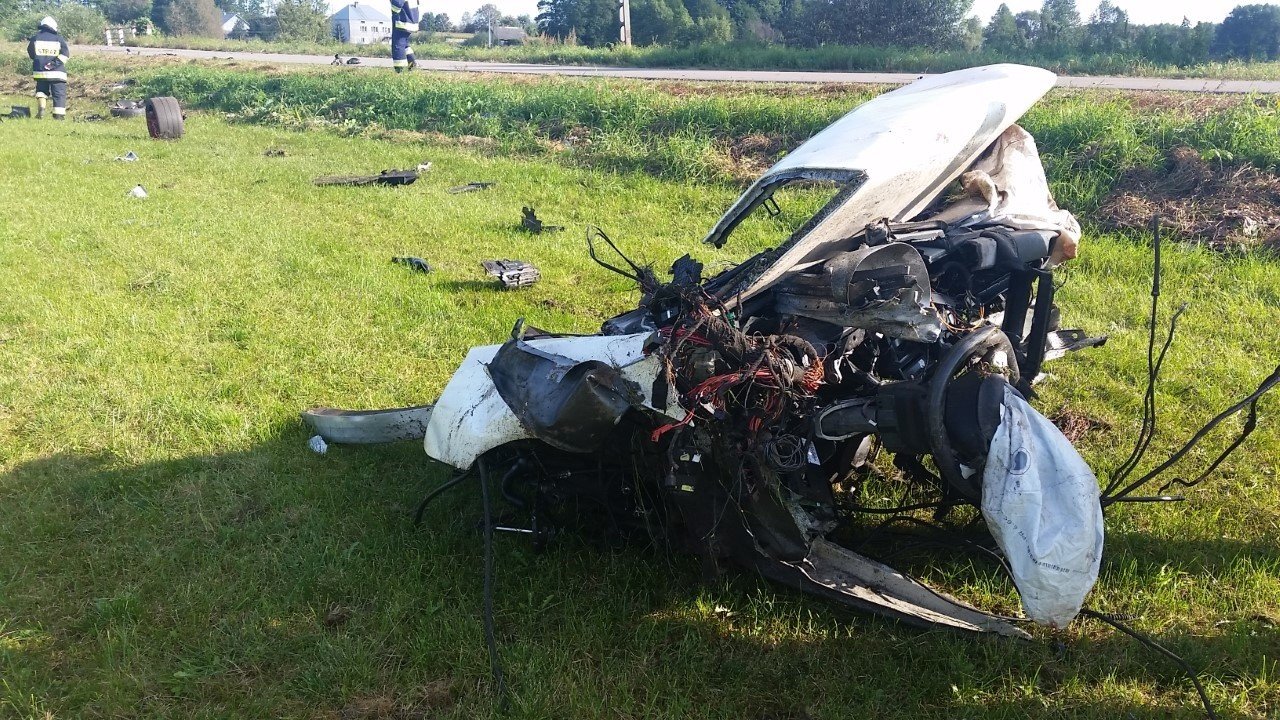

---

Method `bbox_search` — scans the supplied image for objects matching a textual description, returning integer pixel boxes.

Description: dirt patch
[1097,146,1280,250]
[332,681,457,720]
[1050,408,1111,445]
[722,132,787,178]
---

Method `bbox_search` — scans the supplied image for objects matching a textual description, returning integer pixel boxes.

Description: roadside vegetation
[119,32,1280,80]
[1,55,1279,719]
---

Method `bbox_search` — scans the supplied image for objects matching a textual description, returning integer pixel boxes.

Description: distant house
[490,26,528,45]
[330,2,392,45]
[221,12,249,38]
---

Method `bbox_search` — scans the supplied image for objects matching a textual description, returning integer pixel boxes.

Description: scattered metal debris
[482,259,541,289]
[392,256,432,273]
[126,185,147,198]
[447,182,496,194]
[417,161,432,173]
[314,169,418,187]
[314,67,1274,715]
[7,106,31,119]
[347,57,361,65]
[79,113,106,122]
[108,99,144,118]
[308,435,328,454]
[521,206,564,234]
[264,147,287,157]
[114,151,138,162]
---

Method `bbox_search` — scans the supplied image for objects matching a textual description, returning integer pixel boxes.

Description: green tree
[1083,0,1128,53]
[161,0,221,35]
[632,0,693,44]
[1214,4,1280,60]
[1038,0,1080,53]
[273,0,328,42]
[804,0,973,49]
[99,0,154,24]
[984,3,1024,53]
[421,12,451,31]
[536,0,617,45]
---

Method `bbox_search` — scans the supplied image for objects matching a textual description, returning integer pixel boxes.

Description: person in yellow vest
[27,16,69,120]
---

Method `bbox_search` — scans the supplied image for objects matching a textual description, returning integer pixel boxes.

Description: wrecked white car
[306,64,1276,642]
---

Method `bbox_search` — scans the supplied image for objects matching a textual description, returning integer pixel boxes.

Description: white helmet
[39,16,57,32]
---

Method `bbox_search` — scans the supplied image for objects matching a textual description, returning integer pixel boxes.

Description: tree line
[535,0,1280,64]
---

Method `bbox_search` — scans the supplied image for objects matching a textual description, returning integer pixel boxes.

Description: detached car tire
[145,96,184,140]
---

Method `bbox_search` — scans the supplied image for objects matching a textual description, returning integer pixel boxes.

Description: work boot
[407,56,416,70]
[36,107,43,119]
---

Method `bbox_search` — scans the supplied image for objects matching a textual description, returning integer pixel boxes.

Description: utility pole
[487,16,492,47]
[619,0,631,46]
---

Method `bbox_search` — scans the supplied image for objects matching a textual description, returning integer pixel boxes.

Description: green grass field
[1,75,1279,719]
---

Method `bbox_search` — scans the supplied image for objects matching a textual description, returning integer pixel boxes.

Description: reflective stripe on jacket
[390,0,420,33]
[27,29,69,81]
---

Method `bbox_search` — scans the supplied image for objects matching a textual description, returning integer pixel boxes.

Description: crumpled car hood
[703,64,1056,303]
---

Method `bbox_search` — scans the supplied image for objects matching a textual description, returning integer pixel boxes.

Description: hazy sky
[347,0,1251,26]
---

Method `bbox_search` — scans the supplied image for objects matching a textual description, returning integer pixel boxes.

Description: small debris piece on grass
[391,256,432,273]
[313,169,418,187]
[323,604,352,627]
[521,206,565,234]
[1098,145,1280,249]
[416,161,431,173]
[482,259,540,289]
[308,435,328,454]
[114,151,138,162]
[346,57,361,65]
[447,181,496,194]
[79,113,106,122]
[1049,409,1111,445]
[263,147,287,157]
[7,106,30,119]
[126,185,148,198]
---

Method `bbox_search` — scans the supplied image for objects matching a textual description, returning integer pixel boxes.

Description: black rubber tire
[144,96,184,140]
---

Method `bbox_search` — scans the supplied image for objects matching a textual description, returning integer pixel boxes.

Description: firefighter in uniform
[27,16,69,120]
[389,0,419,72]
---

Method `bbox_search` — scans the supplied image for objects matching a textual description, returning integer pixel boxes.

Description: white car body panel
[424,333,682,469]
[703,64,1057,302]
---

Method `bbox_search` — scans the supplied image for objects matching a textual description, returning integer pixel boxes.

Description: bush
[3,3,107,43]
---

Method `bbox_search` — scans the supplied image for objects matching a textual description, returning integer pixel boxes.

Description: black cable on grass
[412,467,475,526]
[1104,363,1280,506]
[1080,608,1219,720]
[1104,218,1181,498]
[478,457,509,709]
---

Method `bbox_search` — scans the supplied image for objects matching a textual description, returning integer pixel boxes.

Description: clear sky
[339,0,1252,26]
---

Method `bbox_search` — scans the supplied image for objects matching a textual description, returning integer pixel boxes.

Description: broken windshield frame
[704,168,868,250]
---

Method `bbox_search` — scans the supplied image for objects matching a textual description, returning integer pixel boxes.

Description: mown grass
[121,33,1280,81]
[0,72,1278,719]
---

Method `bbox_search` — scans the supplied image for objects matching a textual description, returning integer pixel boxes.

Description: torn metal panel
[424,333,683,469]
[302,405,434,444]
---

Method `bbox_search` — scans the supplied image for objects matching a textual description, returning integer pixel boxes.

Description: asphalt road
[84,44,1280,93]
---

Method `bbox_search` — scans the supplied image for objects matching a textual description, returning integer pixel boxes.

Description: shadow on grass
[0,438,1274,718]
